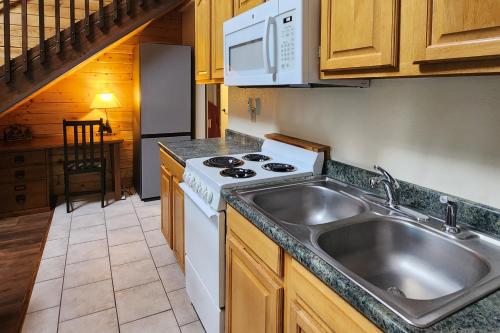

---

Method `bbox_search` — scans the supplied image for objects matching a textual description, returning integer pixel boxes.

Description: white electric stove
[179,140,324,333]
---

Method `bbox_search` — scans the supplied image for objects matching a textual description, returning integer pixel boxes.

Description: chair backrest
[63,119,104,167]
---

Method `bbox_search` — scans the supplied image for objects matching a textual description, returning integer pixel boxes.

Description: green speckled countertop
[221,165,500,333]
[158,130,262,167]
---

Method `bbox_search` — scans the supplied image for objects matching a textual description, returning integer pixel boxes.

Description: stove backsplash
[225,129,264,149]
[326,160,500,238]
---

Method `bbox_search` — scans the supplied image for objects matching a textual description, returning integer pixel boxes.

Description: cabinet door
[160,165,173,247]
[226,233,283,333]
[212,0,233,79]
[233,0,264,16]
[195,0,212,81]
[172,176,185,272]
[415,0,500,63]
[288,301,329,333]
[320,0,400,71]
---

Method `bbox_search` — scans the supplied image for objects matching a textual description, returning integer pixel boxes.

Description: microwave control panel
[279,15,295,71]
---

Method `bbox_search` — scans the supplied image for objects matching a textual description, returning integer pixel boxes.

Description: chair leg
[64,172,70,213]
[101,162,106,208]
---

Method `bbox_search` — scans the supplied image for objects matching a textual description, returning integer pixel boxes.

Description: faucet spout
[369,166,400,208]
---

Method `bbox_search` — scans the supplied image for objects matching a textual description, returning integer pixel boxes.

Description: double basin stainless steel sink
[235,177,500,328]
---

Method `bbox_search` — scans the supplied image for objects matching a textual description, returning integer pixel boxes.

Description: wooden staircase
[0,0,184,114]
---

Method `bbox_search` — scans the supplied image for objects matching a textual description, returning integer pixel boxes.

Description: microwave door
[224,2,279,86]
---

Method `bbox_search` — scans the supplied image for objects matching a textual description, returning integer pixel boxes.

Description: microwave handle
[263,16,277,74]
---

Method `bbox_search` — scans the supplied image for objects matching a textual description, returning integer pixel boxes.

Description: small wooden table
[0,135,124,215]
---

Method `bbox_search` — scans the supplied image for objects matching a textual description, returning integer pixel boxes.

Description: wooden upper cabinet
[212,0,234,79]
[195,0,212,81]
[415,0,500,63]
[233,0,265,16]
[320,0,400,71]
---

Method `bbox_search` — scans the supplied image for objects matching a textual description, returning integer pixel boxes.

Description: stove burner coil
[262,163,297,173]
[220,168,257,179]
[203,156,244,168]
[242,154,271,162]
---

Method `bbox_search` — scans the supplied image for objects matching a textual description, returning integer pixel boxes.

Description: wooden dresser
[0,149,50,217]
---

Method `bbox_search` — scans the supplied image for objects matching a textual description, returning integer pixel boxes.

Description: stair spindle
[113,0,120,22]
[70,0,76,44]
[55,0,61,53]
[39,0,46,63]
[3,0,11,82]
[126,0,132,15]
[98,0,105,30]
[21,0,28,72]
[85,0,90,37]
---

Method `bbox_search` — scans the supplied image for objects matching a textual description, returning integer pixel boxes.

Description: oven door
[181,183,225,333]
[224,0,279,86]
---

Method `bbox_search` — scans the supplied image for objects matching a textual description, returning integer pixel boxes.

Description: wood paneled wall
[0,11,183,195]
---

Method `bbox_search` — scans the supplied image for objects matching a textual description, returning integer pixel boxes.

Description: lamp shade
[90,93,121,109]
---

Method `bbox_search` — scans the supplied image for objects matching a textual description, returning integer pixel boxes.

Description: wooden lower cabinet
[160,165,173,245]
[226,206,382,333]
[160,149,185,272]
[226,232,283,333]
[285,256,381,333]
[172,176,185,271]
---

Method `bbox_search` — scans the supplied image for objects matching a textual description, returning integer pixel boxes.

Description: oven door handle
[263,16,277,75]
[180,183,219,219]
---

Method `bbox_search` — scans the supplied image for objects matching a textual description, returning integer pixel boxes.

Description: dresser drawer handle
[15,170,26,179]
[14,155,25,164]
[14,185,27,191]
[16,195,26,204]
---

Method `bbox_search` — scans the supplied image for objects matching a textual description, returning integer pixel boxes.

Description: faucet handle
[373,165,400,189]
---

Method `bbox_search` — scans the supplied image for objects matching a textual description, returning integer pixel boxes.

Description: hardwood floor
[0,212,53,333]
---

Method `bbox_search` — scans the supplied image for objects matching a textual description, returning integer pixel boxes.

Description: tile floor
[23,192,205,333]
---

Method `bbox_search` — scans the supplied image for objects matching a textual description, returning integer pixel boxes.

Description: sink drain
[387,286,407,298]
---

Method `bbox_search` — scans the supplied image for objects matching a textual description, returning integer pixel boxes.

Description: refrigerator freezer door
[140,44,192,135]
[140,137,190,199]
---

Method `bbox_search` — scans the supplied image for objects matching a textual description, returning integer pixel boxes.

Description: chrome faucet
[440,196,460,234]
[369,165,400,208]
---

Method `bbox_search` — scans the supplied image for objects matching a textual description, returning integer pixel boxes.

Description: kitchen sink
[317,217,490,300]
[235,177,500,327]
[242,180,369,225]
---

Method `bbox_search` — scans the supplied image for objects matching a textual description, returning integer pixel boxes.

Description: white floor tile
[104,202,135,219]
[140,215,161,231]
[120,311,180,333]
[115,281,171,324]
[109,240,150,266]
[72,199,104,217]
[36,256,66,282]
[47,223,70,240]
[42,238,68,259]
[66,239,108,264]
[144,229,167,248]
[22,306,59,333]
[112,258,159,291]
[180,321,206,333]
[60,279,115,322]
[59,308,119,333]
[158,264,185,292]
[150,245,177,267]
[135,205,161,219]
[27,278,63,313]
[71,213,105,230]
[106,213,140,231]
[64,257,111,289]
[108,226,144,247]
[168,288,198,326]
[69,225,107,245]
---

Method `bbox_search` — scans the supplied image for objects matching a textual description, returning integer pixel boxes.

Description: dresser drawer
[0,165,48,183]
[0,151,47,169]
[0,180,49,213]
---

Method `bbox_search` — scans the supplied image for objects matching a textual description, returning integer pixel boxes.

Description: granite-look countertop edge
[157,135,263,167]
[221,180,500,333]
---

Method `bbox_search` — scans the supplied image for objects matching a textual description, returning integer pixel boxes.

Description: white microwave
[223,0,369,87]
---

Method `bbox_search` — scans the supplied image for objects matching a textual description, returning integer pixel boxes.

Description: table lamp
[90,93,121,134]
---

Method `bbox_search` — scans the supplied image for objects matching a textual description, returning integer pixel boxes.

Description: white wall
[228,76,500,209]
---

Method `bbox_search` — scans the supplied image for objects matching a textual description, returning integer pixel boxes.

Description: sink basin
[317,217,490,300]
[246,182,368,225]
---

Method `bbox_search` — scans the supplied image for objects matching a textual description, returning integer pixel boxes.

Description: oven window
[229,38,264,71]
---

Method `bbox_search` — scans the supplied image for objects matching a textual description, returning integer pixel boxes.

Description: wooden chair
[63,119,106,213]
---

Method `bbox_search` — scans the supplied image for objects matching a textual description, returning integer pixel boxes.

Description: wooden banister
[38,0,46,63]
[21,0,27,71]
[3,0,10,82]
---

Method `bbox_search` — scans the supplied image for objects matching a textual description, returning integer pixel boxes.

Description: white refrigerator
[133,44,192,199]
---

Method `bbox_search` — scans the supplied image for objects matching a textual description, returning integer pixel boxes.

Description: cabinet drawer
[160,149,184,180]
[0,180,49,213]
[0,165,48,183]
[0,151,47,169]
[227,206,284,277]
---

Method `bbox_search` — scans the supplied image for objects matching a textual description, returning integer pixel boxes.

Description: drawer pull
[14,185,27,191]
[14,155,25,164]
[16,195,26,204]
[15,170,26,179]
